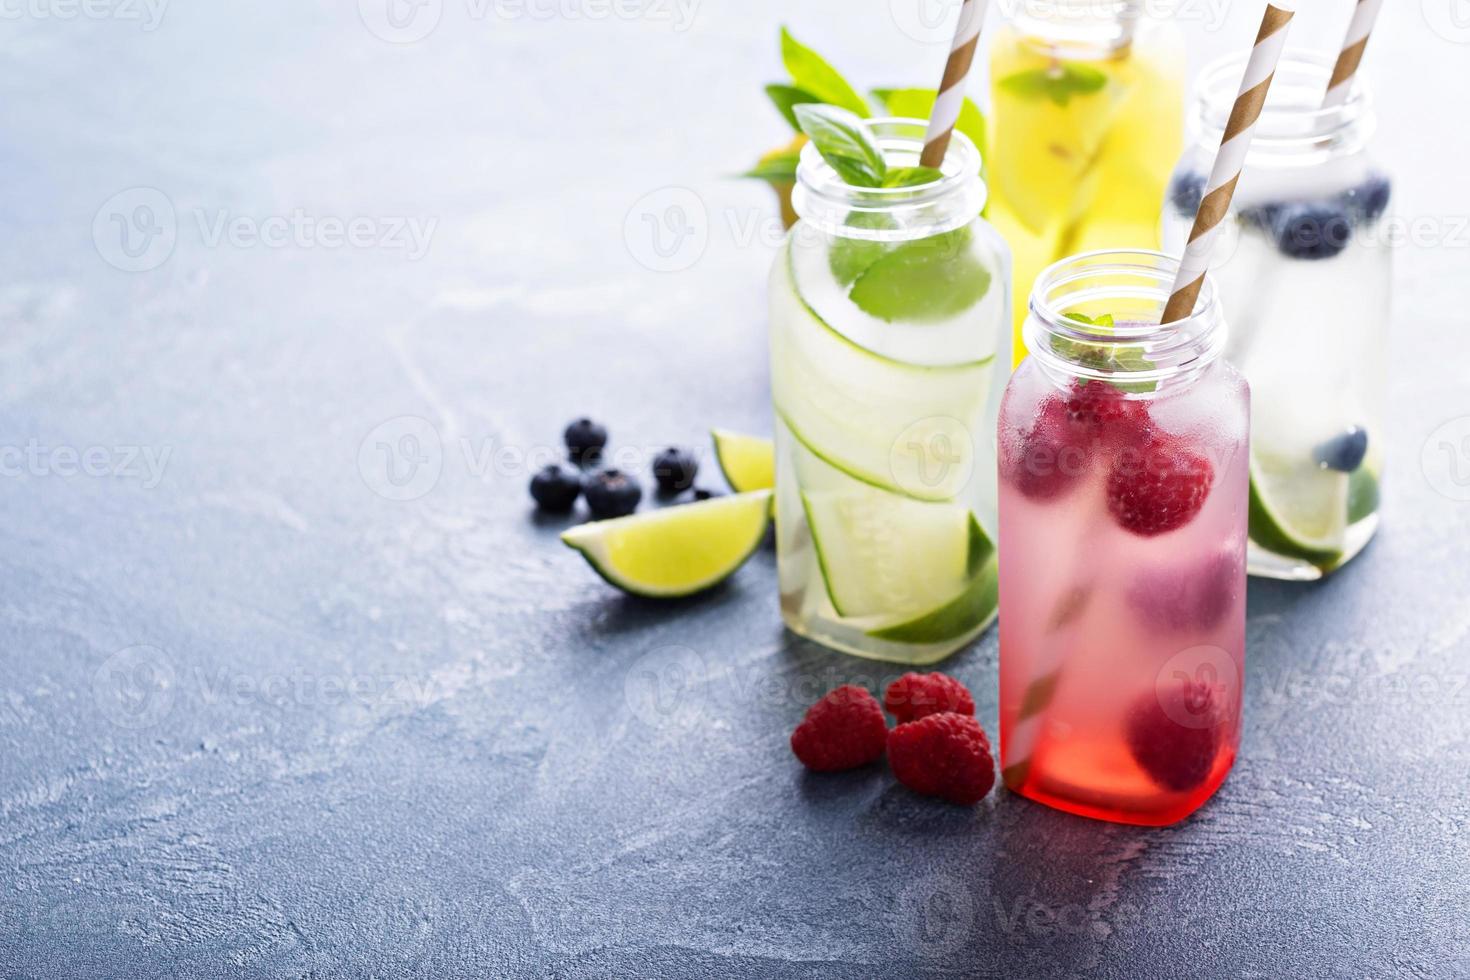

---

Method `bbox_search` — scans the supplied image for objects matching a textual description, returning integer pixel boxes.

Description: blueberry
[1313,426,1369,473]
[1340,173,1391,224]
[1166,169,1206,217]
[584,469,642,519]
[1268,203,1353,260]
[651,446,698,494]
[692,487,722,501]
[529,463,582,512]
[564,417,608,466]
[1236,200,1283,232]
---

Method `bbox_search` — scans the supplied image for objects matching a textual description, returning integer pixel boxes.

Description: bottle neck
[792,118,985,241]
[1191,52,1374,165]
[1024,249,1225,392]
[1005,0,1142,58]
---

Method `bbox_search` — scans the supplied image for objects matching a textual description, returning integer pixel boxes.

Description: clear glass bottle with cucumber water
[1164,55,1390,579]
[987,0,1184,365]
[770,118,1012,664]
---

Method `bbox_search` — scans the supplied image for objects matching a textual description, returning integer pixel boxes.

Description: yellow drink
[987,16,1184,364]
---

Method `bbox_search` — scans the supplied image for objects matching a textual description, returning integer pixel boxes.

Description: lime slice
[801,487,972,618]
[711,429,774,493]
[1347,466,1380,525]
[560,490,772,598]
[1247,454,1348,568]
[866,517,999,644]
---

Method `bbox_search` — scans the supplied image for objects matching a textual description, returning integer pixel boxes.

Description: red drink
[997,250,1249,825]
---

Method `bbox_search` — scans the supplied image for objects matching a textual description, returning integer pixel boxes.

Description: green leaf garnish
[827,210,896,286]
[872,87,988,165]
[848,226,990,322]
[794,104,887,188]
[881,166,944,188]
[739,151,801,183]
[1052,312,1156,393]
[765,84,822,130]
[999,63,1108,107]
[780,27,870,118]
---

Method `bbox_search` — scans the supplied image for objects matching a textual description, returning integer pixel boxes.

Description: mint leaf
[765,84,822,130]
[740,151,800,183]
[828,210,896,286]
[872,87,988,164]
[999,63,1108,107]
[780,27,870,118]
[1051,312,1156,392]
[881,166,944,188]
[794,104,886,188]
[848,226,990,322]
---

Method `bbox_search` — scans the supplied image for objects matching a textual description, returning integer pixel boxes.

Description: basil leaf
[999,63,1108,107]
[780,27,870,118]
[848,226,990,322]
[765,84,822,130]
[882,166,944,188]
[872,87,988,163]
[794,104,887,188]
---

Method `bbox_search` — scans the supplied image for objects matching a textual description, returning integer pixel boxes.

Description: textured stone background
[1,1,1468,976]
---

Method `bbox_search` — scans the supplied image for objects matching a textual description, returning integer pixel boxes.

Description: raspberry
[887,713,996,805]
[1125,681,1224,792]
[1106,435,1214,536]
[1004,396,1091,501]
[883,672,975,724]
[1064,380,1152,448]
[1127,547,1240,632]
[790,685,888,772]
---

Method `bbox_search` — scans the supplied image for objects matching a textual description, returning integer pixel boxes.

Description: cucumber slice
[865,517,999,644]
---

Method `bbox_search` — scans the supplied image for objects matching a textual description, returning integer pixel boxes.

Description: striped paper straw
[1322,0,1383,107]
[1000,583,1092,791]
[919,0,986,168]
[1161,1,1296,325]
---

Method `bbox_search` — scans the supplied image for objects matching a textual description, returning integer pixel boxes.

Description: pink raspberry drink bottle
[997,250,1248,826]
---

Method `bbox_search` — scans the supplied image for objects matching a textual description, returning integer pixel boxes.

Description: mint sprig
[999,63,1108,107]
[793,104,888,187]
[780,27,870,118]
[1053,312,1157,393]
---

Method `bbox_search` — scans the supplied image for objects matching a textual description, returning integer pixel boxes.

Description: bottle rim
[1025,248,1226,389]
[792,117,986,239]
[1192,52,1374,158]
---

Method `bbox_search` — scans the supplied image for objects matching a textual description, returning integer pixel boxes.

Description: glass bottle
[1163,54,1390,580]
[770,120,1012,664]
[987,0,1185,365]
[997,249,1247,825]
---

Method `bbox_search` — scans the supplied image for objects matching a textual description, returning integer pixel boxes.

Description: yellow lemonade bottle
[987,1,1184,364]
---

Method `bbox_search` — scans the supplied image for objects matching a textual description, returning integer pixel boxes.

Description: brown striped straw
[1323,0,1383,108]
[919,0,986,169]
[1161,1,1297,325]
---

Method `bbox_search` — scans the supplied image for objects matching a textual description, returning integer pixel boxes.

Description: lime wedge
[1247,454,1348,569]
[801,487,972,618]
[1347,466,1380,525]
[711,429,775,493]
[865,517,999,644]
[560,490,772,598]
